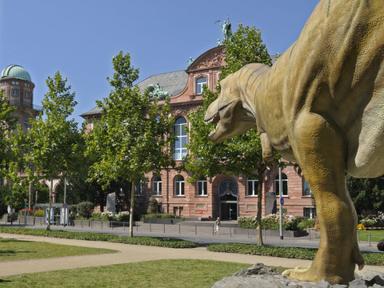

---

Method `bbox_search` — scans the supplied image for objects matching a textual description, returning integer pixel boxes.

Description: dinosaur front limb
[260,132,273,162]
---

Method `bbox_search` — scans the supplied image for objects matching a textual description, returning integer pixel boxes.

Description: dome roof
[1,65,32,82]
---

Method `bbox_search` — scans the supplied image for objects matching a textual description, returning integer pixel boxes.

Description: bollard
[195,224,197,235]
[163,223,166,234]
[368,232,372,247]
[149,223,152,232]
[136,222,139,232]
[229,227,232,238]
[178,224,181,234]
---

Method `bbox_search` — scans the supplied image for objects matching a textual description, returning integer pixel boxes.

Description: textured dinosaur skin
[205,0,384,284]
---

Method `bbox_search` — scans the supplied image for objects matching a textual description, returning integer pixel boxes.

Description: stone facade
[82,46,316,220]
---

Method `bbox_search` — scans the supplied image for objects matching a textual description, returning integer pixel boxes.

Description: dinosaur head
[204,73,256,143]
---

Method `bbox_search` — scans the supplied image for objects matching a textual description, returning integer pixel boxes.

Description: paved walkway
[0,233,383,278]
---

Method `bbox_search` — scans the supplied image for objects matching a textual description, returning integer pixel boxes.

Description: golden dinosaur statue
[205,0,384,284]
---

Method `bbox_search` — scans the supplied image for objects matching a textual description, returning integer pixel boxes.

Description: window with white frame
[303,207,316,219]
[274,173,288,196]
[136,180,145,195]
[195,76,207,95]
[247,179,258,196]
[153,175,162,196]
[174,175,185,196]
[197,178,207,196]
[173,117,188,160]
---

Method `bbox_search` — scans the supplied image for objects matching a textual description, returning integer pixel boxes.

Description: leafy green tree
[347,176,384,216]
[1,124,29,211]
[25,72,80,230]
[85,51,173,236]
[185,24,276,245]
[0,91,17,214]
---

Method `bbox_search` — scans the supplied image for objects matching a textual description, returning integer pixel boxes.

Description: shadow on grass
[0,238,31,243]
[0,249,35,256]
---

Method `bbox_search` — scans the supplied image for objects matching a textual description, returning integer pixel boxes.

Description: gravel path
[0,232,382,278]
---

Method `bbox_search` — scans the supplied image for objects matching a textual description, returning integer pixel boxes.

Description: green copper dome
[1,65,32,82]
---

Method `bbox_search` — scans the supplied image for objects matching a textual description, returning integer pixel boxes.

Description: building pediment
[187,46,225,72]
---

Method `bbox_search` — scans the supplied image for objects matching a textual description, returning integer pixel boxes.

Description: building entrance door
[220,201,237,220]
[218,179,238,220]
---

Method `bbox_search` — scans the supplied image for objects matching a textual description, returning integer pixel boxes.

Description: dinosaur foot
[282,266,346,284]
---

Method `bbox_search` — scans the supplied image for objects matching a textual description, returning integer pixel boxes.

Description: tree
[0,91,17,214]
[25,72,80,230]
[85,51,173,237]
[347,176,384,216]
[185,24,277,245]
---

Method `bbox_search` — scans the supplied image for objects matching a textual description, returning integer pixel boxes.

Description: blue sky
[0,0,318,123]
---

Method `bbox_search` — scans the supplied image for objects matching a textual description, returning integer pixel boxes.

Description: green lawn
[0,238,115,262]
[0,259,248,288]
[357,230,384,242]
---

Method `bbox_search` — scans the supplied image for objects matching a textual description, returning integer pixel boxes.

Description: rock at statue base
[211,263,384,288]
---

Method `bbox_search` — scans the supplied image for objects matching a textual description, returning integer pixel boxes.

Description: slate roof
[81,70,188,117]
[137,70,187,96]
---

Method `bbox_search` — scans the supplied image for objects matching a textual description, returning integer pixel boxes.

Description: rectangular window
[197,180,207,196]
[10,88,20,105]
[303,180,312,196]
[195,77,207,95]
[303,207,316,219]
[247,179,258,196]
[153,181,162,196]
[175,181,184,196]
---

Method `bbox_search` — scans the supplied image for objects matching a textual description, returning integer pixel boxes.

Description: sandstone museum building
[82,46,316,220]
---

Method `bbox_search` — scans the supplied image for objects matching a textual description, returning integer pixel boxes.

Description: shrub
[76,202,94,219]
[90,212,110,221]
[360,212,384,228]
[34,209,44,217]
[238,217,257,229]
[378,240,384,252]
[238,215,311,231]
[297,218,316,230]
[116,211,130,222]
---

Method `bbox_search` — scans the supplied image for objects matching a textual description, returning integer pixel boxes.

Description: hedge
[0,226,197,249]
[207,243,384,266]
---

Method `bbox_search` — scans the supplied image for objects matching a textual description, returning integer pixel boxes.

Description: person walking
[214,217,221,234]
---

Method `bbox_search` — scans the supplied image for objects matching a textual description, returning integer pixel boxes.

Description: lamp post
[278,165,284,240]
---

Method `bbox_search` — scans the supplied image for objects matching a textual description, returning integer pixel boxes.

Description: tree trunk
[128,181,135,237]
[256,171,264,246]
[47,179,53,231]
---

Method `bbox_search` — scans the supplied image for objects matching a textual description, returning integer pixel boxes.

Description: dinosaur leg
[282,112,363,284]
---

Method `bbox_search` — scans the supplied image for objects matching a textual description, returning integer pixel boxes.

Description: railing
[5,216,382,246]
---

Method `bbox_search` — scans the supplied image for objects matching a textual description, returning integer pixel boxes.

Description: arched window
[274,173,288,196]
[174,175,185,196]
[173,117,188,160]
[195,76,207,95]
[247,179,259,196]
[197,177,207,196]
[153,175,162,196]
